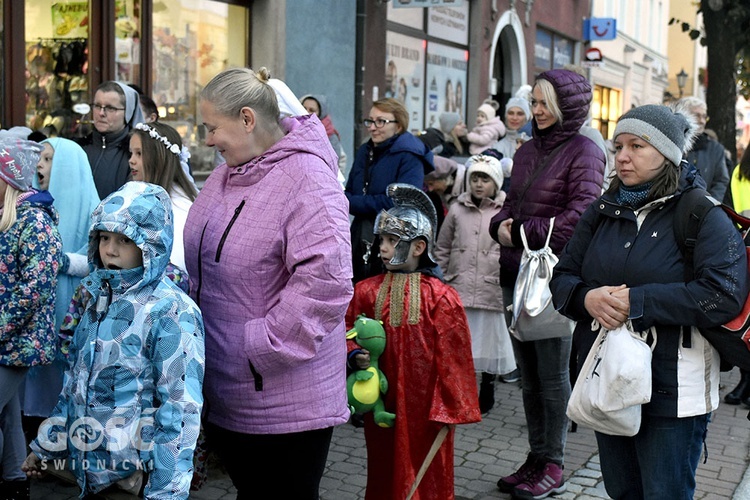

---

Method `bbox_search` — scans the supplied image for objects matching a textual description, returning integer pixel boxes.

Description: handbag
[510,217,574,341]
[566,322,655,437]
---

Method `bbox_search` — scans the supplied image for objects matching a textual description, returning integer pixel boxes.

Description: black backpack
[673,188,750,371]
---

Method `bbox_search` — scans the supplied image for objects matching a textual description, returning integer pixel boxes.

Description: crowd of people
[0,65,748,500]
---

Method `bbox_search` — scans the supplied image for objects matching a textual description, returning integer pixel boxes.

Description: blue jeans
[595,412,710,500]
[503,287,572,464]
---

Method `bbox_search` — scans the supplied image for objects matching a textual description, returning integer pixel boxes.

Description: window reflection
[153,0,248,176]
[25,0,90,138]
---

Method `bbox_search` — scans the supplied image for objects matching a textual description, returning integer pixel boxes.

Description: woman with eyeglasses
[345,97,434,283]
[76,81,145,199]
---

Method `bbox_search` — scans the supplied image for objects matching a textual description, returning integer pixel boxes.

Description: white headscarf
[114,81,146,129]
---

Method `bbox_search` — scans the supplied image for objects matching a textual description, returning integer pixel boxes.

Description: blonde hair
[200,67,280,130]
[533,79,564,126]
[0,185,21,232]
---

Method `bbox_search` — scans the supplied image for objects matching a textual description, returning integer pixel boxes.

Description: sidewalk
[31,369,750,499]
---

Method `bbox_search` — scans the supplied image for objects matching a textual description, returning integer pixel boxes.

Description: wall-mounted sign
[583,18,617,41]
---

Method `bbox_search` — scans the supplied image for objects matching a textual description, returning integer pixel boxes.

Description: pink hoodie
[467,116,506,155]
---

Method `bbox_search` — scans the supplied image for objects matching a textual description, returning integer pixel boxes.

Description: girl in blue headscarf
[22,138,100,425]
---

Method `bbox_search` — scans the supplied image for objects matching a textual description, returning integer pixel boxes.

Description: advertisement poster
[427,4,469,45]
[385,31,426,134]
[425,42,468,130]
[51,2,89,39]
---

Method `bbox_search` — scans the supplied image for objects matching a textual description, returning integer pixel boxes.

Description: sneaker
[512,461,566,499]
[497,455,541,493]
[500,368,521,383]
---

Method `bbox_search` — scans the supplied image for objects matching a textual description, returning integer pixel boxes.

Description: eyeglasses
[92,104,125,114]
[363,118,398,128]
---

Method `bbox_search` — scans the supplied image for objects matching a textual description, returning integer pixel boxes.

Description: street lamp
[676,69,688,98]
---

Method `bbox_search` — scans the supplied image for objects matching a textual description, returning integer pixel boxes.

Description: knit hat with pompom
[613,104,697,166]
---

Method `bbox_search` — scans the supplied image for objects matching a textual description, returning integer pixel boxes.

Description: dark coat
[76,126,131,200]
[489,69,606,288]
[345,132,434,282]
[550,168,749,417]
[686,132,730,201]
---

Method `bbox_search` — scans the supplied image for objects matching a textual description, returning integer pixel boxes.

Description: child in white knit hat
[434,154,516,414]
[466,100,506,155]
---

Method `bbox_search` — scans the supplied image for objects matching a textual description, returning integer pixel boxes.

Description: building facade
[4,0,598,176]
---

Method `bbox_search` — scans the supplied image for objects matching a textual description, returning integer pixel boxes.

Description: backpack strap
[672,188,719,350]
[673,188,719,283]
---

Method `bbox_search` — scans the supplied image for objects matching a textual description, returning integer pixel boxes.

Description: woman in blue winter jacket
[550,104,749,499]
[346,97,433,282]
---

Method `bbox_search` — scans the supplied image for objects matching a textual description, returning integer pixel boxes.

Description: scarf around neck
[616,182,653,209]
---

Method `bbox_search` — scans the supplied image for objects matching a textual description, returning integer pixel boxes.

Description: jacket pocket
[483,276,501,285]
[444,273,458,282]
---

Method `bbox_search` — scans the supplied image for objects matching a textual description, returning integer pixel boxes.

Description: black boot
[725,369,750,405]
[0,479,30,500]
[479,372,495,414]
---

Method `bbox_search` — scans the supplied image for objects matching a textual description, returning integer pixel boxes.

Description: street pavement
[31,369,750,499]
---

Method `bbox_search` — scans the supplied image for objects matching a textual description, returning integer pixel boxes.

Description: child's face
[426,177,449,195]
[476,111,489,125]
[379,234,421,272]
[98,231,143,270]
[128,134,145,181]
[470,172,497,199]
[36,143,54,190]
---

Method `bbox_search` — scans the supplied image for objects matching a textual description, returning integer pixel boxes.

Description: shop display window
[591,85,621,140]
[152,0,248,176]
[115,1,142,85]
[25,0,91,138]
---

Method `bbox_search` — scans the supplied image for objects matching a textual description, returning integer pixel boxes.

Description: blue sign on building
[583,18,617,41]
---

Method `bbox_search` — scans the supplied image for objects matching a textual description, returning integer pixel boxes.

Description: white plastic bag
[567,322,654,436]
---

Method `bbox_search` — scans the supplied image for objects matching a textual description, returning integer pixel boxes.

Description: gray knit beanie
[613,104,695,166]
[439,112,461,134]
[505,96,531,120]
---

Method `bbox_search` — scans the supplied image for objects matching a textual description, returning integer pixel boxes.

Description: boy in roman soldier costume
[346,183,481,500]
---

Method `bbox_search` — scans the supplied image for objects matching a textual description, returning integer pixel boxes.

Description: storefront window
[535,28,575,72]
[115,1,142,84]
[591,85,621,140]
[385,3,470,130]
[25,0,90,138]
[152,0,248,175]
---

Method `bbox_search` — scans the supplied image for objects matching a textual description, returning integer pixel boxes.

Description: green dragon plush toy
[346,315,395,428]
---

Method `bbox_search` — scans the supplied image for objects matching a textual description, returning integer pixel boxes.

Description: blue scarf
[616,182,653,209]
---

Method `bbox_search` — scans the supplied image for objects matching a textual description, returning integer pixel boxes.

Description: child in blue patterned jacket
[0,137,63,499]
[23,181,205,499]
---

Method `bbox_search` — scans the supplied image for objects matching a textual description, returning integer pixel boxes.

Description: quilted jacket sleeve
[144,296,205,499]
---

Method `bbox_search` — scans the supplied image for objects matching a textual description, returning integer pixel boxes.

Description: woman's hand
[496,219,514,247]
[584,285,630,330]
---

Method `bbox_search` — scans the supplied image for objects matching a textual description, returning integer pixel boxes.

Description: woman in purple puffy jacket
[489,69,605,499]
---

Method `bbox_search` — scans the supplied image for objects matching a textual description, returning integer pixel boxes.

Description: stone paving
[31,370,750,499]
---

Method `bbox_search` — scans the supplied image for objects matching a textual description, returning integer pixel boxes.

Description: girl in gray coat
[435,155,514,414]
